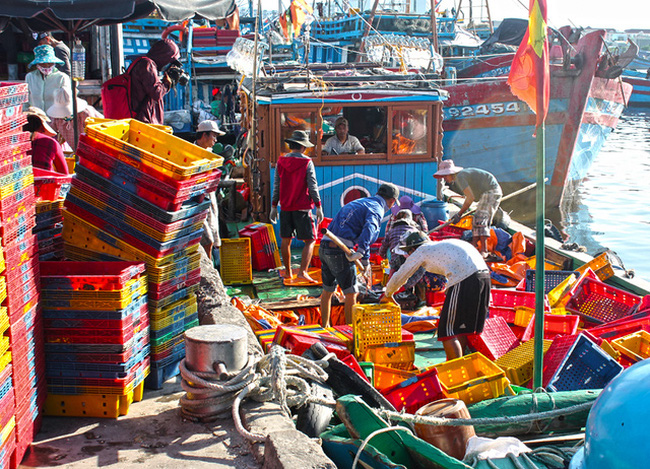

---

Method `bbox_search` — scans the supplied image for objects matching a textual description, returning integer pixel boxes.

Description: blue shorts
[319,245,357,294]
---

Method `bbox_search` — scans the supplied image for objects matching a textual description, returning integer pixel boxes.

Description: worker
[322,117,365,155]
[46,87,103,150]
[382,232,490,360]
[23,107,70,175]
[25,44,71,113]
[385,195,428,233]
[270,130,324,283]
[433,160,503,259]
[320,183,400,327]
[36,32,71,76]
[194,120,226,263]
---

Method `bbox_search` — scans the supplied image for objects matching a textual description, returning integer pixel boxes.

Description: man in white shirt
[382,232,491,361]
[322,117,365,155]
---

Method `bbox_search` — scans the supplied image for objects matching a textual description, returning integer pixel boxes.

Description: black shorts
[280,210,315,240]
[438,271,491,340]
[319,245,357,294]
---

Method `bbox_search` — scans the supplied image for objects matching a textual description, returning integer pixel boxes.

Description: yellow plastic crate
[352,303,402,359]
[0,351,11,373]
[575,252,615,281]
[85,117,174,134]
[0,170,33,199]
[0,416,15,447]
[220,238,252,285]
[495,339,552,386]
[0,337,9,357]
[526,256,563,271]
[599,339,620,361]
[612,330,650,363]
[45,381,145,418]
[42,282,147,311]
[433,352,511,405]
[362,341,415,370]
[0,305,7,335]
[150,296,198,330]
[85,119,221,179]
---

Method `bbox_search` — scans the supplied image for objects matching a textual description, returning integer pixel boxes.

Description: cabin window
[321,106,387,156]
[280,110,318,157]
[391,108,428,155]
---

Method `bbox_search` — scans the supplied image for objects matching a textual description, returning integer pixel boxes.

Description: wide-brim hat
[398,230,429,250]
[29,44,64,68]
[24,106,57,136]
[197,120,225,136]
[391,195,421,216]
[46,87,88,119]
[433,160,463,178]
[285,130,314,148]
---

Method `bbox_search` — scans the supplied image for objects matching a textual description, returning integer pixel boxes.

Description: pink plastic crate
[467,316,519,360]
[565,277,641,324]
[381,367,445,414]
[519,314,580,341]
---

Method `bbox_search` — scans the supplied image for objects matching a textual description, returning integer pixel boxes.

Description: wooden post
[430,0,439,53]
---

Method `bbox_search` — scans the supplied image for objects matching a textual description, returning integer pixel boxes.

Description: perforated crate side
[611,330,650,364]
[352,303,402,359]
[525,270,580,294]
[467,316,519,361]
[565,277,641,324]
[220,238,252,285]
[495,339,552,385]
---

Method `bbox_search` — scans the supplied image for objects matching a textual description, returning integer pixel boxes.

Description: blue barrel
[420,199,448,229]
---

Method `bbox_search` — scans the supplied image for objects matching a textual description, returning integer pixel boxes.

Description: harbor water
[559,108,650,281]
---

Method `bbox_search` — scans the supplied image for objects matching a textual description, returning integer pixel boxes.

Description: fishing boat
[622,69,650,106]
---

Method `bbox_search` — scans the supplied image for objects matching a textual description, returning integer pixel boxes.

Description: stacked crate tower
[62,119,222,389]
[0,82,45,468]
[32,168,72,261]
[40,261,150,418]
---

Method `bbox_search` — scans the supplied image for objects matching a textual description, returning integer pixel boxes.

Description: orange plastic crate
[362,341,415,370]
[373,364,417,391]
[611,330,650,364]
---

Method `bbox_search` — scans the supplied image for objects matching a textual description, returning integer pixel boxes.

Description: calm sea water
[559,108,650,281]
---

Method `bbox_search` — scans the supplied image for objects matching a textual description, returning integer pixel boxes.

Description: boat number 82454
[444,102,525,120]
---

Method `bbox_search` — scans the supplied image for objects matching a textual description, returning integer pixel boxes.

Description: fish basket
[433,352,511,406]
[546,334,623,392]
[575,252,615,281]
[362,341,415,370]
[565,276,641,324]
[495,339,552,386]
[381,367,445,414]
[524,270,580,294]
[352,303,402,359]
[85,119,221,180]
[220,238,252,285]
[611,330,650,365]
[467,316,519,361]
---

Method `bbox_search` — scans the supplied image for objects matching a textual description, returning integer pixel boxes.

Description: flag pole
[532,120,546,389]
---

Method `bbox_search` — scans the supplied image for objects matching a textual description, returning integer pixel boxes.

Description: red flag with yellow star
[507,0,550,127]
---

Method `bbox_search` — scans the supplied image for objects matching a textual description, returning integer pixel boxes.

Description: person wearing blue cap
[25,44,71,113]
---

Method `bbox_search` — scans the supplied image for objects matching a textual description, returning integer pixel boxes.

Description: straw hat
[284,130,314,148]
[47,87,88,119]
[24,106,57,136]
[197,120,225,136]
[391,195,421,216]
[398,231,429,250]
[29,44,64,68]
[433,160,463,178]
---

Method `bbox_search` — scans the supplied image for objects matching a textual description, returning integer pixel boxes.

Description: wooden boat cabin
[239,65,448,221]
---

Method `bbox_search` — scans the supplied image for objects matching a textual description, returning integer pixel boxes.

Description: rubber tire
[295,380,335,438]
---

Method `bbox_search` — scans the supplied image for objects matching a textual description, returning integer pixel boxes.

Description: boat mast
[356,0,381,62]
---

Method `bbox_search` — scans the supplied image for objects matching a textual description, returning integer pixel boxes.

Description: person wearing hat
[210,88,222,120]
[37,32,71,76]
[382,233,490,361]
[322,117,365,155]
[433,160,502,259]
[47,87,103,150]
[23,107,70,175]
[320,182,400,327]
[270,130,323,283]
[25,44,71,113]
[386,195,428,234]
[194,120,227,263]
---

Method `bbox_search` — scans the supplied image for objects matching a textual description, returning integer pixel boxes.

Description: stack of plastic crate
[0,264,16,469]
[62,119,222,389]
[0,82,47,468]
[32,168,71,262]
[40,261,150,418]
[238,222,281,271]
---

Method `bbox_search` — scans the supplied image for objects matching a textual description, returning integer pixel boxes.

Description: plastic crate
[565,276,641,324]
[546,334,623,392]
[518,312,580,341]
[148,252,201,284]
[149,284,199,311]
[69,179,208,233]
[39,261,145,291]
[0,81,28,98]
[380,367,445,413]
[144,354,183,390]
[46,358,149,395]
[352,303,402,359]
[588,314,650,341]
[494,339,552,386]
[239,223,281,271]
[41,283,146,311]
[467,316,519,361]
[575,252,615,282]
[524,270,580,294]
[85,119,222,179]
[0,149,31,178]
[32,167,71,201]
[489,289,537,324]
[77,135,222,197]
[41,275,146,301]
[433,352,511,405]
[0,170,33,201]
[361,341,415,370]
[220,238,253,285]
[611,330,650,365]
[372,365,417,391]
[147,268,200,300]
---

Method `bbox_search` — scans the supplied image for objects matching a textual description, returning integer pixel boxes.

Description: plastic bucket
[413,398,475,461]
[420,199,448,229]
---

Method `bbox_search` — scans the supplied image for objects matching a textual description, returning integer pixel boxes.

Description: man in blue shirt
[319,183,400,326]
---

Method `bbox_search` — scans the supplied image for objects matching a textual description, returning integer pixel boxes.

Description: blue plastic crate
[546,334,623,392]
[42,296,147,320]
[525,270,580,294]
[144,355,184,390]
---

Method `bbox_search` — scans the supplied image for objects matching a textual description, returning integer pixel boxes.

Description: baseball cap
[377,183,400,204]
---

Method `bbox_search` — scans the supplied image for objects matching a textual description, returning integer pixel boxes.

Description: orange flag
[507,0,550,128]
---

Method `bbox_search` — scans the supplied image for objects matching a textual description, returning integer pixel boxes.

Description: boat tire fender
[295,380,335,438]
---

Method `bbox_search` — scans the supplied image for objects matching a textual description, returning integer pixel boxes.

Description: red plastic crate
[489,290,537,323]
[565,276,641,324]
[0,150,31,178]
[381,367,445,414]
[542,334,580,388]
[148,268,201,300]
[0,185,34,215]
[5,264,39,300]
[4,284,39,317]
[239,223,281,271]
[33,168,72,202]
[588,315,650,341]
[39,261,145,291]
[467,316,519,360]
[519,313,580,341]
[0,114,26,137]
[3,235,38,265]
[429,224,465,241]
